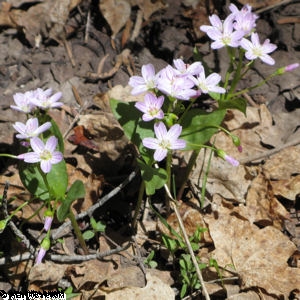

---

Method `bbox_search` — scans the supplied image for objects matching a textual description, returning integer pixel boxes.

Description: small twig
[255,0,292,14]
[0,252,34,265]
[63,39,76,67]
[132,235,147,275]
[85,49,131,80]
[51,168,138,240]
[62,101,89,139]
[0,242,131,265]
[49,242,131,263]
[277,16,300,24]
[240,135,300,164]
[84,9,91,44]
[130,9,143,42]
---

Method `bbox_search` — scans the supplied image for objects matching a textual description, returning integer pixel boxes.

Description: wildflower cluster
[12,88,64,174]
[129,58,226,162]
[9,88,65,263]
[1,86,88,265]
[200,3,277,65]
[111,2,299,196]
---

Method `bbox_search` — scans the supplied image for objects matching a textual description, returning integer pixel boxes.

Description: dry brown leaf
[221,105,300,163]
[263,146,300,180]
[99,0,131,39]
[241,172,289,228]
[28,261,67,287]
[271,175,300,201]
[187,147,252,203]
[66,164,104,213]
[132,0,167,21]
[68,259,113,290]
[0,0,81,46]
[205,204,300,297]
[102,273,175,300]
[183,0,215,39]
[104,266,146,291]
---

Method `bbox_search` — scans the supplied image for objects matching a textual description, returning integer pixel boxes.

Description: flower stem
[68,210,89,255]
[231,70,279,98]
[0,154,19,159]
[177,149,200,201]
[228,48,244,96]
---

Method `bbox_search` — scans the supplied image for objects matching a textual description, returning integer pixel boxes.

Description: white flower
[191,66,226,94]
[135,93,164,121]
[129,64,158,95]
[143,122,186,161]
[11,90,36,113]
[13,118,51,139]
[30,88,63,109]
[18,136,63,173]
[240,32,277,65]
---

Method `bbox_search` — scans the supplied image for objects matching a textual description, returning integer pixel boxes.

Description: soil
[0,0,299,299]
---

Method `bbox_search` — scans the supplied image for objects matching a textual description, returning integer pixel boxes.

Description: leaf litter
[0,0,299,299]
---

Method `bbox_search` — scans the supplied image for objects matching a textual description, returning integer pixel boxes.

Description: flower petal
[170,139,186,150]
[154,148,168,161]
[166,124,182,141]
[41,160,52,173]
[22,152,41,163]
[154,122,167,141]
[45,136,58,152]
[50,151,63,164]
[141,64,155,82]
[143,137,159,150]
[30,137,45,154]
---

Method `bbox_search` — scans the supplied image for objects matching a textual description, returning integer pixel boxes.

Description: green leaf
[49,118,65,152]
[148,260,158,269]
[57,180,85,222]
[19,159,68,200]
[82,230,95,240]
[46,159,68,200]
[0,219,9,234]
[90,217,106,232]
[161,234,179,253]
[180,109,226,150]
[137,159,167,196]
[180,283,188,298]
[62,287,81,300]
[110,99,155,153]
[19,160,49,200]
[218,97,247,114]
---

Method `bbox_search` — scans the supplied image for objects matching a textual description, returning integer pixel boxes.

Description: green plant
[144,250,158,269]
[82,217,106,241]
[58,286,81,300]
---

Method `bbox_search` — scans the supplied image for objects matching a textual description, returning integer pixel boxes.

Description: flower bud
[276,63,299,75]
[41,237,51,250]
[216,149,239,166]
[35,237,51,265]
[43,210,54,231]
[164,113,178,127]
